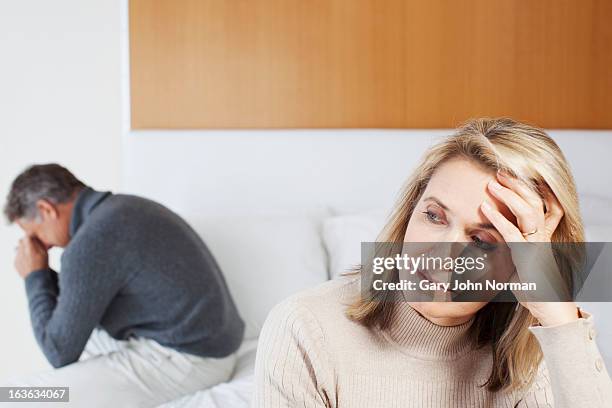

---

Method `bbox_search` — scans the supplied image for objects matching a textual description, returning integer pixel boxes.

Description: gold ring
[521,228,538,236]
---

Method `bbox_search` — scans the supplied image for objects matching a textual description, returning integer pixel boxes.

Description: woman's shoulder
[253,276,361,405]
[291,273,361,301]
[262,274,362,338]
[270,274,359,315]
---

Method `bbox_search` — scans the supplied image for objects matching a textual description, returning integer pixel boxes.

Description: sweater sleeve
[251,298,335,408]
[24,248,123,368]
[517,313,612,407]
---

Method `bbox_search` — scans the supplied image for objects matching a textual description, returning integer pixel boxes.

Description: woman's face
[404,157,517,325]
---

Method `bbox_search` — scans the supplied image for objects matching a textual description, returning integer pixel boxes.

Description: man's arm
[24,263,120,368]
[17,237,122,368]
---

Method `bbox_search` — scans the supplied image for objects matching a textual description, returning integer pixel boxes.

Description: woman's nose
[435,230,471,257]
[438,228,466,245]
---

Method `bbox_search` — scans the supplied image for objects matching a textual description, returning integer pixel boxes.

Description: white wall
[124,130,612,216]
[0,0,123,381]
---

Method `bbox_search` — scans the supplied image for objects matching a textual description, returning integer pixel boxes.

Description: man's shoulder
[79,194,174,233]
[97,193,166,215]
[64,195,151,253]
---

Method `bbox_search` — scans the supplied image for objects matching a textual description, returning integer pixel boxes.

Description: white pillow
[322,211,386,279]
[185,214,329,340]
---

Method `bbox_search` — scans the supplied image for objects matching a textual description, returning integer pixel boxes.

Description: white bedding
[159,338,258,408]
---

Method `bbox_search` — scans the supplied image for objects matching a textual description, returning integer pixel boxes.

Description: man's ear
[36,199,59,220]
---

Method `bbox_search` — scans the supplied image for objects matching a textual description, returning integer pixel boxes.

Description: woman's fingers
[491,171,565,241]
[487,179,543,236]
[497,171,544,212]
[480,200,525,242]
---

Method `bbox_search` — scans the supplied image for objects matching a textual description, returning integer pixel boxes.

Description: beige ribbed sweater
[252,275,612,407]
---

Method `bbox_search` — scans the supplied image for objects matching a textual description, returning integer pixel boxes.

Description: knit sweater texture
[252,275,611,407]
[25,187,245,368]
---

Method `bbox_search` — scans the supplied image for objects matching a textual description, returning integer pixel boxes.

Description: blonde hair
[345,118,584,392]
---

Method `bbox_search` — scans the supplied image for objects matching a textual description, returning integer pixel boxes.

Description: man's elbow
[35,331,83,368]
[46,350,80,369]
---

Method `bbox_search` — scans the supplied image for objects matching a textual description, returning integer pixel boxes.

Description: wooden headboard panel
[129,0,612,129]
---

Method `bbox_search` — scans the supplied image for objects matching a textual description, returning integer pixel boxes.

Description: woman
[252,118,611,407]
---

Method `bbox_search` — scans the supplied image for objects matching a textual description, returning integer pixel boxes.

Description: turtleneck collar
[383,301,476,359]
[69,187,111,237]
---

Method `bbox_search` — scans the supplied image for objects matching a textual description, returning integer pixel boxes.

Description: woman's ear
[36,199,59,221]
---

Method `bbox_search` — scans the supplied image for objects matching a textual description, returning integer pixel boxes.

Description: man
[3,164,245,407]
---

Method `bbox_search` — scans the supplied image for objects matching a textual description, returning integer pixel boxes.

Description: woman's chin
[409,301,486,323]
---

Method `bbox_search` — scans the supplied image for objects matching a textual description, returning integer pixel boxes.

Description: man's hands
[15,237,49,279]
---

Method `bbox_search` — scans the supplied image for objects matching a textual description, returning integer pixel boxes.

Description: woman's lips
[416,268,436,282]
[416,268,456,292]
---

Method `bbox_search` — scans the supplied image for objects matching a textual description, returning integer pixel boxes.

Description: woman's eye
[422,210,444,224]
[471,235,496,251]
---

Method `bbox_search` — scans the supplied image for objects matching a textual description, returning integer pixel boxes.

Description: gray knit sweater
[25,187,245,368]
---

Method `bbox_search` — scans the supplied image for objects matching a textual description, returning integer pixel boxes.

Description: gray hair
[4,164,85,222]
